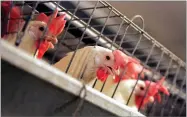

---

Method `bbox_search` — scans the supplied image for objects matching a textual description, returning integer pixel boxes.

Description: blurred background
[109,1,186,61]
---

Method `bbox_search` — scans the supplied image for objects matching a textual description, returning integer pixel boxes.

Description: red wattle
[96,68,109,82]
[35,40,50,59]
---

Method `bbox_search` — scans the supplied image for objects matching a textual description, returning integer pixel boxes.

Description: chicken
[106,78,169,111]
[53,46,118,86]
[111,79,147,111]
[1,1,66,59]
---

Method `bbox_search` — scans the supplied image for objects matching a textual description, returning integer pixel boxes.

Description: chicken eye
[106,55,110,60]
[39,26,45,31]
[140,86,145,91]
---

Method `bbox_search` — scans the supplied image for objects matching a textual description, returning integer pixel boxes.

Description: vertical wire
[126,44,155,106]
[160,65,181,115]
[65,1,100,73]
[111,62,133,98]
[118,15,144,49]
[118,22,130,49]
[129,15,144,56]
[131,44,155,108]
[95,6,113,47]
[99,20,125,92]
[15,1,24,45]
[15,1,40,46]
[168,77,186,116]
[159,58,173,116]
[50,1,81,65]
[177,101,186,117]
[110,20,124,49]
[146,51,165,115]
[89,6,113,89]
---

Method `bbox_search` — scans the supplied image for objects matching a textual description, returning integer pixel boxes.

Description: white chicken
[107,79,150,111]
[2,1,66,59]
[53,46,118,86]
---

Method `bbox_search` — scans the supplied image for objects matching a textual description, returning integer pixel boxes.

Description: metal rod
[15,1,40,46]
[161,66,181,114]
[92,6,114,89]
[137,44,156,111]
[177,101,186,117]
[51,1,81,65]
[157,58,173,116]
[65,1,100,73]
[146,51,165,115]
[95,6,113,46]
[99,20,125,91]
[168,77,186,116]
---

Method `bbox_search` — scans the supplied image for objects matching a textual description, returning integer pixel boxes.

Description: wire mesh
[1,1,186,116]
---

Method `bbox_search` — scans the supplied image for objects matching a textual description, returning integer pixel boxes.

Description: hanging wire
[51,83,87,117]
[72,84,87,117]
[131,15,145,56]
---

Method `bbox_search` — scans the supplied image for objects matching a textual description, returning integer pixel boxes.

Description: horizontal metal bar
[1,39,145,117]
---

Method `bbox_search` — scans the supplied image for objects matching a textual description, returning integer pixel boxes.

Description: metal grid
[1,1,186,116]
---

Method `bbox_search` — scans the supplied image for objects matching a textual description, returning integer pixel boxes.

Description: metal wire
[2,1,186,116]
[161,65,181,115]
[146,51,165,115]
[99,20,125,92]
[51,1,81,64]
[15,1,40,46]
[95,6,113,46]
[137,44,156,111]
[168,77,186,116]
[177,102,186,117]
[91,6,114,90]
[65,1,99,73]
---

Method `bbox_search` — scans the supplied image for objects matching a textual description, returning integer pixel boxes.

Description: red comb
[113,62,146,83]
[1,1,24,36]
[35,10,66,59]
[36,9,66,36]
[135,77,169,109]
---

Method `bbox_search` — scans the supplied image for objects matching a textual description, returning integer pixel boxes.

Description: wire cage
[1,1,186,116]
